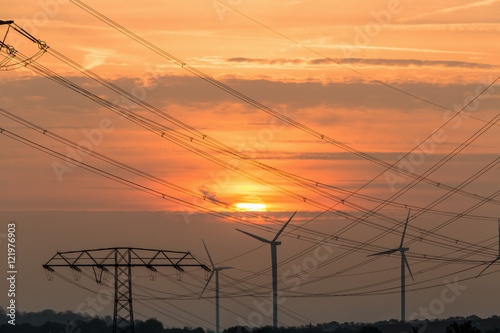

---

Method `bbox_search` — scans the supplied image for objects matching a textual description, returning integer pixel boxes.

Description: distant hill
[0,308,202,333]
[1,308,499,333]
[0,307,112,326]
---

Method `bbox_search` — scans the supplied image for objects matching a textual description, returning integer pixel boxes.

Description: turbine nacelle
[200,240,233,298]
[216,267,232,271]
[236,211,297,245]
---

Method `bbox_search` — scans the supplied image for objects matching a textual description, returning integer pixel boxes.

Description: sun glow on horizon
[236,203,267,212]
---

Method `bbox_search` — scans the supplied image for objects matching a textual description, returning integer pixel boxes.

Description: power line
[213,0,498,125]
[2,105,496,290]
[2,121,495,301]
[5,46,498,260]
[14,5,500,262]
[54,5,500,209]
[1,13,498,312]
[2,27,498,263]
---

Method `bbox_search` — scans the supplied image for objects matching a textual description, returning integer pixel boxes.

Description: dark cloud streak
[227,56,495,69]
[1,74,497,123]
[251,151,497,162]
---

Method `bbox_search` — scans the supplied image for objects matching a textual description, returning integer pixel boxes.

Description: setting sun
[235,203,267,212]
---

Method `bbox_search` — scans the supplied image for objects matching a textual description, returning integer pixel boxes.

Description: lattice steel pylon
[43,247,210,333]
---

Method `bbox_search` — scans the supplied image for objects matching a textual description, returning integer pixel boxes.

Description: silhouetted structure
[369,210,414,322]
[236,211,297,329]
[43,247,210,333]
[200,240,232,333]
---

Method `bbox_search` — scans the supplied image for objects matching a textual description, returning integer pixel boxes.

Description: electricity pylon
[236,211,297,329]
[43,247,210,333]
[369,209,414,322]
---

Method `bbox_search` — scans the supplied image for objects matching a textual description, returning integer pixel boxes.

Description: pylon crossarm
[146,251,161,266]
[76,251,86,263]
[130,249,151,266]
[152,252,176,266]
[43,263,54,270]
[69,264,82,272]
[100,249,114,264]
[174,265,185,272]
[56,252,75,266]
[145,264,157,272]
[85,250,100,266]
[174,251,190,266]
[85,250,111,266]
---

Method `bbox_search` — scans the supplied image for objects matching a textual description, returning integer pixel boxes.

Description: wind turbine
[369,209,414,322]
[236,211,297,329]
[476,219,500,278]
[200,240,232,333]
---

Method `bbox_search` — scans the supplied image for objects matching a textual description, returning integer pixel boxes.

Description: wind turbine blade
[236,228,271,243]
[476,258,499,279]
[399,209,411,249]
[202,239,215,269]
[368,248,399,256]
[403,253,414,281]
[272,211,297,242]
[199,270,214,298]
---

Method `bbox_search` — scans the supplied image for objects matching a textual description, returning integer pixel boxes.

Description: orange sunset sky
[0,0,499,329]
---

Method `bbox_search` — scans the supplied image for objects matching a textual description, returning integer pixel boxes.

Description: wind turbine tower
[236,211,297,329]
[369,209,414,322]
[200,240,232,333]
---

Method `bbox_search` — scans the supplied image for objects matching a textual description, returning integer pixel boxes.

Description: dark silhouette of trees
[357,326,382,333]
[76,317,109,333]
[486,329,500,333]
[0,322,67,332]
[2,308,500,333]
[0,307,94,326]
[445,321,480,333]
[224,326,250,333]
[136,318,164,333]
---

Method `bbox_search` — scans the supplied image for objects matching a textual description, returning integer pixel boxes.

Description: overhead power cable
[213,0,498,124]
[3,36,499,264]
[60,3,500,207]
[3,24,499,260]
